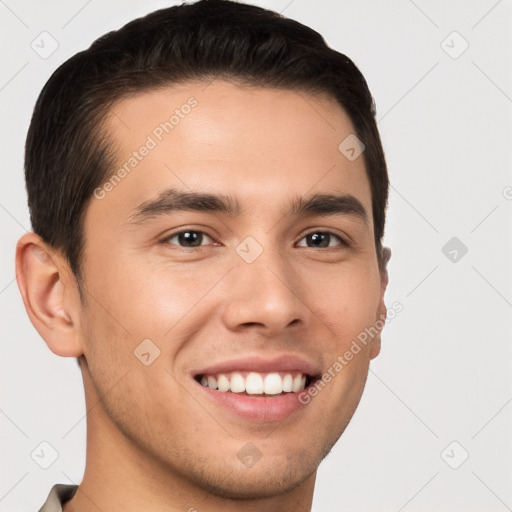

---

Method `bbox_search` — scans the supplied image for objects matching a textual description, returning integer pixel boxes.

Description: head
[17,0,390,502]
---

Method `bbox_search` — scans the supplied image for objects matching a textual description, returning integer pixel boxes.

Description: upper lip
[192,353,322,378]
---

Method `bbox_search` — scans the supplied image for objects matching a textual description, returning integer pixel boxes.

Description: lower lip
[195,382,310,422]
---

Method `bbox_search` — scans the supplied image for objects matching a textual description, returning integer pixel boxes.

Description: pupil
[309,233,328,248]
[180,231,201,247]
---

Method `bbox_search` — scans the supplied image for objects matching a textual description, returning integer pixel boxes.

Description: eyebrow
[288,192,368,225]
[127,188,368,226]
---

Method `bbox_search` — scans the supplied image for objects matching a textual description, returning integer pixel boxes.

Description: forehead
[94,80,372,226]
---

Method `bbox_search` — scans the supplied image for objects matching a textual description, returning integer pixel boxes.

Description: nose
[221,247,312,338]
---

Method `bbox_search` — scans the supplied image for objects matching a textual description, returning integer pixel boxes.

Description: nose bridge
[221,238,308,335]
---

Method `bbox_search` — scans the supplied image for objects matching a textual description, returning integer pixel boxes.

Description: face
[77,80,387,498]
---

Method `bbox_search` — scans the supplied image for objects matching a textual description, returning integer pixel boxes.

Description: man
[16,0,391,510]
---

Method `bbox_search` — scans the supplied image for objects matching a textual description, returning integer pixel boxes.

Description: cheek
[303,265,380,399]
[84,253,223,341]
[303,263,381,339]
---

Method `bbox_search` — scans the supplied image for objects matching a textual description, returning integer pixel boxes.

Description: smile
[192,355,321,422]
[196,371,310,395]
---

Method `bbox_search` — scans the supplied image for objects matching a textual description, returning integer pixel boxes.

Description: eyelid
[296,229,348,247]
[160,227,350,248]
[160,228,217,247]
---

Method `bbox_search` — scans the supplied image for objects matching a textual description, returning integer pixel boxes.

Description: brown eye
[297,231,346,248]
[163,230,213,248]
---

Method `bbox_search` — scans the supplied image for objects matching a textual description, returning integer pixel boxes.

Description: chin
[188,454,316,500]
[172,435,340,502]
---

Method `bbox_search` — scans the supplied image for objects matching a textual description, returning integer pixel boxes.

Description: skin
[16,80,390,512]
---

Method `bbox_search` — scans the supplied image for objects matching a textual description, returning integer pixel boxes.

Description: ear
[369,247,391,360]
[15,232,84,358]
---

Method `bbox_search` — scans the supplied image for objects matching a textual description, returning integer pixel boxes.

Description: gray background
[1,1,511,510]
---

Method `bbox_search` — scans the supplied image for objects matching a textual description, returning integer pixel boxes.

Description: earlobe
[15,232,84,358]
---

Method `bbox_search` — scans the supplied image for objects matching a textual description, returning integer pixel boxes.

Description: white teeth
[230,372,246,393]
[282,374,293,392]
[292,374,303,393]
[217,374,230,392]
[246,372,264,394]
[199,371,309,395]
[264,373,283,395]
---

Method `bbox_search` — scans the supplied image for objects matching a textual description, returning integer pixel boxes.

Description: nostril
[241,322,262,328]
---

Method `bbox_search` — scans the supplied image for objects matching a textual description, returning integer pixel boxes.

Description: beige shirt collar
[38,484,78,512]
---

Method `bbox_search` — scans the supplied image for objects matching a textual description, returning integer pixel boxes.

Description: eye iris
[308,232,329,248]
[179,231,202,247]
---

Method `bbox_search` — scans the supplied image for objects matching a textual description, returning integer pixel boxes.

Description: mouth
[191,355,322,422]
[194,371,315,396]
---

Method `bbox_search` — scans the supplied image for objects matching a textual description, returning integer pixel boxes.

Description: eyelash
[160,229,348,249]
